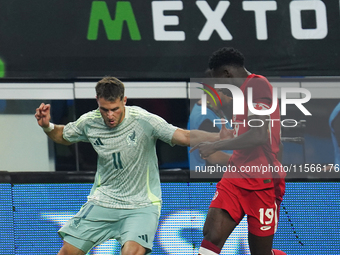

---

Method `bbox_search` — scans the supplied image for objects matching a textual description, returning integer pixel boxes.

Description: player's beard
[105,110,124,128]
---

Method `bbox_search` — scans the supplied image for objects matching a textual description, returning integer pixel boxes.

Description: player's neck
[117,106,126,125]
[234,68,252,87]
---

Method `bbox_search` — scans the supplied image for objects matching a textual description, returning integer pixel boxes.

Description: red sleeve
[244,76,272,107]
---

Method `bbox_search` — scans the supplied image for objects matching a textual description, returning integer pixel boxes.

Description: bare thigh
[121,240,146,255]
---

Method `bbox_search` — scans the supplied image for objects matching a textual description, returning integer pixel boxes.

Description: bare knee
[57,241,86,255]
[121,241,146,255]
[202,208,237,248]
[248,232,273,255]
[202,227,224,248]
[202,224,219,244]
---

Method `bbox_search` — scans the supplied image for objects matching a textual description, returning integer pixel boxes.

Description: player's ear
[123,96,127,105]
[223,68,231,78]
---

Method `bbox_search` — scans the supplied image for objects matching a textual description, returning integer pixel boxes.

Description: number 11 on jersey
[112,152,123,169]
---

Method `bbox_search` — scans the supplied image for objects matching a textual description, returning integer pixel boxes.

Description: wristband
[43,122,55,132]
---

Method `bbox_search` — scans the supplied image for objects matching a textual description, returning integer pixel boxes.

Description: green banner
[0,59,4,78]
[0,0,340,79]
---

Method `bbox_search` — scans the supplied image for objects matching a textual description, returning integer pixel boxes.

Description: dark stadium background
[0,0,339,254]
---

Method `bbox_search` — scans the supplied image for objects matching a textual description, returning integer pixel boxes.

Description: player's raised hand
[219,119,234,140]
[35,103,51,128]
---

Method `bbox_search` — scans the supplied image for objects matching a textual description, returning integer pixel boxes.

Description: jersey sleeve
[245,76,273,116]
[63,114,90,143]
[149,113,178,146]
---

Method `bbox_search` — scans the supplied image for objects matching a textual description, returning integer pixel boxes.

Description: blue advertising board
[0,182,339,254]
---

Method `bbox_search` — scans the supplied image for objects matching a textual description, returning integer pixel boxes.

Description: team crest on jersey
[253,103,270,110]
[248,103,270,116]
[126,130,137,146]
[212,191,219,201]
[71,218,81,228]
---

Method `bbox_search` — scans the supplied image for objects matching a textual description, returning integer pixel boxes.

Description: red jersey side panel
[222,74,285,190]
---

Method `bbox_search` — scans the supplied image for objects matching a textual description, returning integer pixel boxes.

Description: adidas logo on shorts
[138,234,148,243]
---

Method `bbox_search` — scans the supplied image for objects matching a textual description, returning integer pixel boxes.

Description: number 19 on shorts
[258,207,277,231]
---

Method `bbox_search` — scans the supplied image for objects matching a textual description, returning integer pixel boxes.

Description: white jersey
[63,106,177,209]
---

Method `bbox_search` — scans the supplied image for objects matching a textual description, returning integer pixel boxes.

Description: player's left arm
[214,114,269,150]
[171,128,219,147]
[171,122,234,147]
[191,78,272,157]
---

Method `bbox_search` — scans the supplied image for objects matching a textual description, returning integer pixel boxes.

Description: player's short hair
[208,47,245,70]
[96,77,125,101]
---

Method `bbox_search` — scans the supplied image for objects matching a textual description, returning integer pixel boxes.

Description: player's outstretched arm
[171,121,234,147]
[35,103,72,145]
[190,115,269,158]
[171,128,220,147]
[205,151,232,165]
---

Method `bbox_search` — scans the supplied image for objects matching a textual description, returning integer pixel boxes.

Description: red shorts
[209,179,285,237]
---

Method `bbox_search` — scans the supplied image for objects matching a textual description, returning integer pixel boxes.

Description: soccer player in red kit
[191,47,286,255]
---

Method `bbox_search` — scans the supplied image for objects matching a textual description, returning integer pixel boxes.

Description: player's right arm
[190,114,269,158]
[198,120,232,165]
[35,103,73,145]
[205,151,231,165]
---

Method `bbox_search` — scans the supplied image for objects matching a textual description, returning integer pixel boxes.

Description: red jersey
[223,74,286,190]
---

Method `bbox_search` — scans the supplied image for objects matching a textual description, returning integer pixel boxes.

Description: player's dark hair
[208,47,245,70]
[96,77,125,101]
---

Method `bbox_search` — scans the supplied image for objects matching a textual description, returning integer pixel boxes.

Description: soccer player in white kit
[35,77,221,255]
